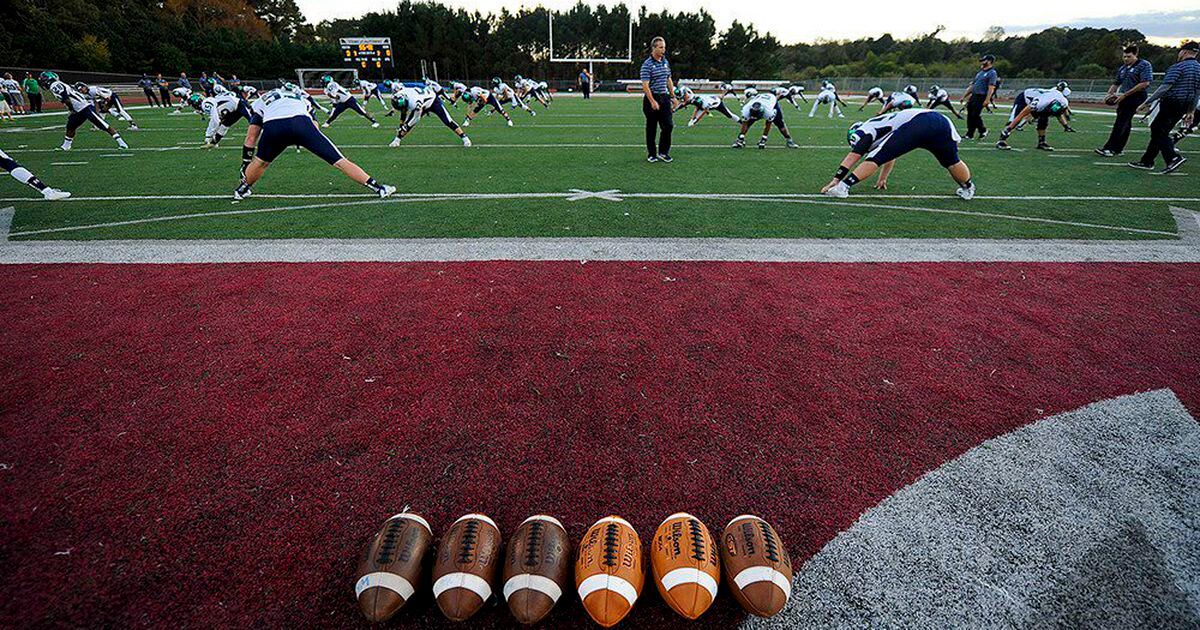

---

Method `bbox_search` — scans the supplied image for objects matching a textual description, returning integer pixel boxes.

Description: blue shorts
[866,112,960,168]
[256,115,344,165]
[221,101,252,127]
[66,106,110,133]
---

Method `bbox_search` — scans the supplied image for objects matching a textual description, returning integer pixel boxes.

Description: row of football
[355,511,793,626]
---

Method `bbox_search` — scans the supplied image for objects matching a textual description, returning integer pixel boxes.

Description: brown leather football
[575,516,644,627]
[651,512,720,619]
[502,515,572,624]
[354,512,434,622]
[432,513,502,621]
[720,515,793,617]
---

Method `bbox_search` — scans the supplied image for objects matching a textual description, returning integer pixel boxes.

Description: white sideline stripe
[661,567,719,600]
[593,516,634,530]
[577,574,639,606]
[386,512,432,536]
[732,566,792,601]
[521,514,565,530]
[355,572,415,601]
[454,513,498,530]
[49,161,88,166]
[503,574,563,602]
[432,572,493,601]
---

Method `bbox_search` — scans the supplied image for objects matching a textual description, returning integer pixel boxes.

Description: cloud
[1005,10,1200,39]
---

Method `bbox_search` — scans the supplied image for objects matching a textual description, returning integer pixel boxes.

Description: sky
[296,1,1199,44]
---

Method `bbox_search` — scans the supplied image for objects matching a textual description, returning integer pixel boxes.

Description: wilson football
[502,514,572,624]
[575,516,644,627]
[354,512,433,622]
[432,513,502,621]
[720,514,793,617]
[651,512,720,619]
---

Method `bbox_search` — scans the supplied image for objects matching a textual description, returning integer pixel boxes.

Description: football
[720,515,793,617]
[354,512,434,622]
[650,512,720,619]
[432,513,503,621]
[575,516,645,627]
[502,514,573,624]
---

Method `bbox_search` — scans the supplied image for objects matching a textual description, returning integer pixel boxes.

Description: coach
[1096,44,1152,157]
[1131,41,1199,174]
[641,36,678,163]
[961,54,998,139]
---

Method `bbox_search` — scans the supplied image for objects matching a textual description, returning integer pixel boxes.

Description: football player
[75,82,138,130]
[39,72,128,150]
[491,78,536,117]
[732,92,800,149]
[822,109,973,199]
[671,84,696,112]
[461,86,514,127]
[200,91,253,147]
[387,85,471,147]
[771,85,805,109]
[859,86,886,111]
[1,148,71,200]
[718,83,740,101]
[997,87,1069,151]
[321,75,379,128]
[515,75,550,107]
[926,85,963,119]
[877,85,919,115]
[810,82,847,118]
[233,83,394,201]
[357,78,387,110]
[171,86,195,114]
[446,81,470,106]
[675,88,740,127]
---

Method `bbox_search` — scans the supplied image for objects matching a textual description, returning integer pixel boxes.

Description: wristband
[834,166,850,181]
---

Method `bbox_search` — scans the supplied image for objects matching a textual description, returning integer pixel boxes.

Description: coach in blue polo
[1131,41,1199,174]
[641,36,678,163]
[1096,44,1152,157]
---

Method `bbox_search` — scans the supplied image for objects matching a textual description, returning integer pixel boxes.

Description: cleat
[321,122,330,128]
[658,154,672,163]
[462,119,470,127]
[996,141,1011,150]
[980,130,989,139]
[1094,148,1115,157]
[955,182,975,201]
[824,181,850,198]
[757,139,767,149]
[462,136,472,147]
[1063,126,1076,133]
[388,137,401,147]
[1160,156,1187,174]
[1037,143,1054,151]
[42,188,71,201]
[506,119,514,127]
[732,139,745,149]
[233,187,252,201]
[371,122,380,128]
[129,125,139,130]
[530,110,537,117]
[377,184,396,198]
[687,120,696,127]
[117,140,129,149]
[786,139,799,149]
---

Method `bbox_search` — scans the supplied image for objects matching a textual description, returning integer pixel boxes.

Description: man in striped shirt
[640,36,678,163]
[1131,41,1199,174]
[1096,44,1152,157]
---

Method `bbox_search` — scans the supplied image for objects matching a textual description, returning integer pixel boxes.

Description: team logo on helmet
[847,121,865,147]
[492,77,502,86]
[73,81,88,91]
[321,75,333,84]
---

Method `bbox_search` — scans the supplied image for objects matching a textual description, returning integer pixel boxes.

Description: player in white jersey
[491,78,536,117]
[1,148,71,200]
[233,83,394,201]
[673,88,740,126]
[75,82,138,129]
[446,82,469,106]
[822,109,974,199]
[200,92,253,147]
[320,76,379,128]
[514,75,550,107]
[171,87,195,114]
[461,86,514,127]
[357,79,387,110]
[387,86,471,147]
[718,83,739,101]
[925,85,962,119]
[810,84,847,118]
[732,93,799,149]
[878,86,919,115]
[537,80,553,104]
[39,72,127,150]
[860,87,886,111]
[671,85,696,113]
[771,85,805,109]
[997,88,1069,150]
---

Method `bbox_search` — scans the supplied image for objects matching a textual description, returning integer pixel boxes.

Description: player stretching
[926,85,963,119]
[233,83,394,201]
[492,78,536,117]
[388,85,471,147]
[859,87,886,111]
[321,76,379,128]
[996,87,1069,151]
[200,91,253,147]
[461,87,514,127]
[772,85,805,110]
[822,109,974,199]
[674,88,740,127]
[878,86,919,115]
[732,92,800,149]
[445,81,469,106]
[810,82,847,118]
[1,148,70,200]
[357,78,387,111]
[39,72,127,151]
[75,82,138,130]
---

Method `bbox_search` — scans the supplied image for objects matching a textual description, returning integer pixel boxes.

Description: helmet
[188,93,203,107]
[930,84,941,93]
[1048,101,1066,115]
[393,94,409,110]
[847,122,864,147]
[673,86,683,98]
[74,81,88,92]
[39,70,59,85]
[744,87,758,98]
[242,85,258,97]
[904,84,918,97]
[749,101,765,118]
[280,82,301,93]
[462,91,475,103]
[492,76,502,86]
[515,74,524,82]
[321,75,333,84]
[1055,81,1068,91]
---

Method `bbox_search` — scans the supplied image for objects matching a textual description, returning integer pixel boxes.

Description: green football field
[0,95,1195,241]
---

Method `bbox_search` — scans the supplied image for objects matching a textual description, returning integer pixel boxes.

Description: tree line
[1,0,1184,82]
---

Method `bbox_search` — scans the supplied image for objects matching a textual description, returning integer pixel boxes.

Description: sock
[11,167,47,191]
[61,136,73,149]
[235,181,251,195]
[844,173,861,187]
[363,177,384,193]
[241,145,254,175]
[737,134,745,141]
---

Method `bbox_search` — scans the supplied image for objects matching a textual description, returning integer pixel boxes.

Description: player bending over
[321,75,379,128]
[515,75,550,107]
[1,148,70,200]
[878,86,919,115]
[810,83,847,118]
[822,109,973,199]
[676,89,741,127]
[201,91,253,147]
[492,78,536,117]
[860,87,886,111]
[40,72,127,150]
[926,85,963,119]
[75,82,138,130]
[772,85,805,109]
[233,83,394,201]
[732,93,799,149]
[461,87,514,127]
[357,79,387,111]
[997,87,1069,151]
[388,86,471,147]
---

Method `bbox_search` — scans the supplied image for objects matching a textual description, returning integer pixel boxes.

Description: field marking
[49,161,89,166]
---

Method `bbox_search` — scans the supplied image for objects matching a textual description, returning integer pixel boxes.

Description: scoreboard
[339,37,394,69]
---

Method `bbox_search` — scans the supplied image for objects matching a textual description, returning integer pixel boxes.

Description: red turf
[1,262,1197,628]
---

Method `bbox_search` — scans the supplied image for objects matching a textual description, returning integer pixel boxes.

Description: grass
[0,95,1194,240]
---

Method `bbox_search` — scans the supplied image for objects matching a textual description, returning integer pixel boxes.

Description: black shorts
[221,101,252,127]
[866,112,960,168]
[256,115,344,165]
[66,106,108,133]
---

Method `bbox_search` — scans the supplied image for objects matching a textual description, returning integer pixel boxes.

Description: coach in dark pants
[641,37,678,163]
[1131,41,1200,174]
[961,54,998,139]
[1097,45,1152,157]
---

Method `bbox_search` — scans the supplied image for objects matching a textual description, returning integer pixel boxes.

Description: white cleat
[117,140,129,149]
[42,188,71,201]
[388,137,401,147]
[233,187,252,201]
[462,136,472,147]
[955,182,976,200]
[129,125,139,131]
[530,110,537,117]
[321,122,330,128]
[59,144,71,151]
[687,120,696,127]
[371,122,380,128]
[507,119,514,127]
[824,181,850,198]
[462,119,471,127]
[377,184,396,198]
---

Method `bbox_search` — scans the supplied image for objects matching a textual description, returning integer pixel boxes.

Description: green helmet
[515,74,524,82]
[1048,101,1066,115]
[749,101,765,119]
[321,75,333,84]
[847,122,864,147]
[393,94,409,109]
[38,70,59,85]
[492,76,502,86]
[188,93,203,106]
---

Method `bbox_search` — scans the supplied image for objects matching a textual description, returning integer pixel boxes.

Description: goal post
[548,12,634,85]
[295,68,359,90]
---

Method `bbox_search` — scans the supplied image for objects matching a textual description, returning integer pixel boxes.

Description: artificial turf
[0,95,1193,240]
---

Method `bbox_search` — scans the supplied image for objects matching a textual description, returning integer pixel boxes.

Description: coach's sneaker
[786,139,799,149]
[647,155,658,163]
[658,154,673,163]
[233,183,253,201]
[955,181,975,201]
[462,136,472,147]
[42,188,71,201]
[824,181,850,198]
[1127,161,1154,170]
[1095,148,1116,157]
[388,137,401,147]
[1160,156,1187,174]
[1037,142,1054,151]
